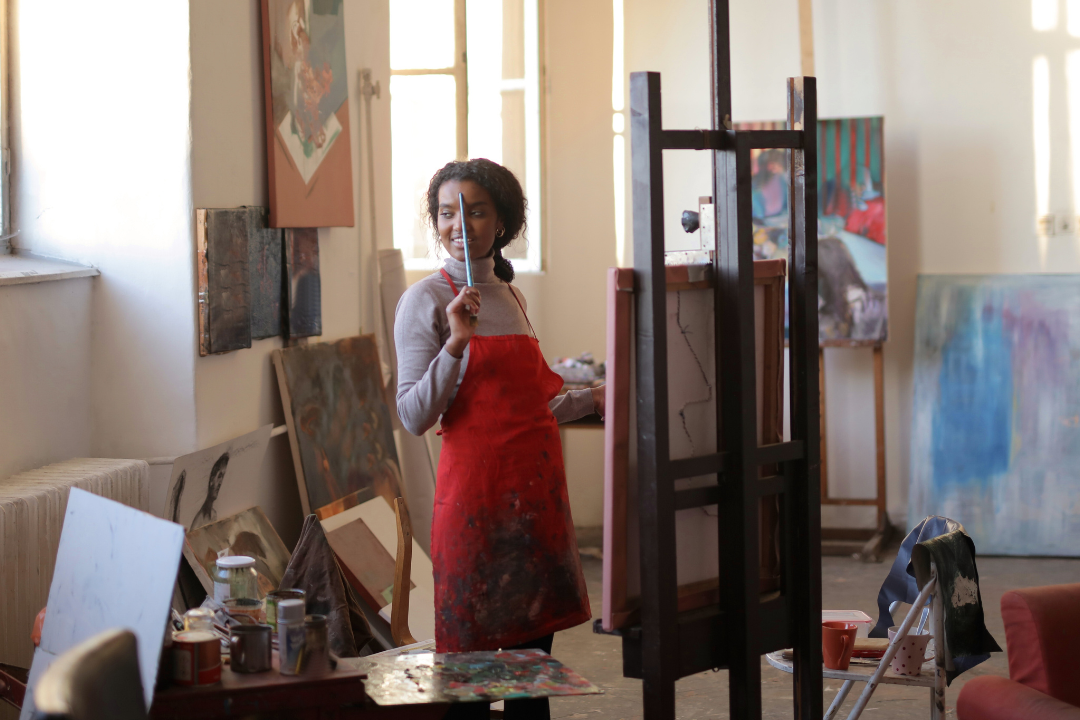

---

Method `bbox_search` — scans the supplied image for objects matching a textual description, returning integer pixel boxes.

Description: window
[390,0,544,273]
[0,0,10,254]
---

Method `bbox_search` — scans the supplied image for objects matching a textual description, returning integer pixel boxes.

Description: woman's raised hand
[445,286,481,358]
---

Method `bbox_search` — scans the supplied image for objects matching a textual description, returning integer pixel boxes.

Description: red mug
[822,621,858,670]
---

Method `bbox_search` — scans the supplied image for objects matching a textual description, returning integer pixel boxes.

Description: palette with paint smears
[359,649,603,705]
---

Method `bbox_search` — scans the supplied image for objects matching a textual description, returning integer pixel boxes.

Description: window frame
[389,0,545,274]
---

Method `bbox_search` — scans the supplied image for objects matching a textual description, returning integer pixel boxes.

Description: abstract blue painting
[911,275,1080,556]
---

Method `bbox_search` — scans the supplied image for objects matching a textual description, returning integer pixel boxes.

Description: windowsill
[0,254,99,287]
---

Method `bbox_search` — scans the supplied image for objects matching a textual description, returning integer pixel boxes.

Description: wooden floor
[550,546,1080,720]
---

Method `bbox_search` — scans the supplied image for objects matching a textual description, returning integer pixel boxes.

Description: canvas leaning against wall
[739,116,887,345]
[273,335,404,519]
[261,0,355,228]
[911,275,1080,556]
[164,425,274,531]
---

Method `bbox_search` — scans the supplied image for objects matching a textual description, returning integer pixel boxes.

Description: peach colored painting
[262,0,354,228]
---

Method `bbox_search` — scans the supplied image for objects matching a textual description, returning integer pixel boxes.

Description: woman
[395,159,599,709]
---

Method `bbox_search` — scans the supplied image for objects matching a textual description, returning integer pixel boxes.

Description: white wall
[7,1,198,477]
[537,0,618,530]
[189,0,394,548]
[0,278,93,480]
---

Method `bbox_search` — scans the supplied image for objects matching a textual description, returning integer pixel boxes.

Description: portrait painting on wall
[738,116,887,344]
[911,275,1080,557]
[186,506,291,598]
[261,0,354,228]
[273,335,403,519]
[163,425,273,531]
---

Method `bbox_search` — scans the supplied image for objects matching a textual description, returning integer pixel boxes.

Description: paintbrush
[459,192,479,327]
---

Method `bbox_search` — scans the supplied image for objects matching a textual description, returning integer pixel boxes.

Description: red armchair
[957,583,1080,720]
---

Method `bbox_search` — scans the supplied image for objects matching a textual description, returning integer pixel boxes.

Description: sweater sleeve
[394,284,461,436]
[550,388,596,424]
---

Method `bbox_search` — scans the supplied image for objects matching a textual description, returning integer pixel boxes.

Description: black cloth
[870,516,963,638]
[279,514,373,657]
[911,529,1001,684]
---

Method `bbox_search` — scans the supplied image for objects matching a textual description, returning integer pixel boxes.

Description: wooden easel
[798,0,893,561]
[602,0,824,716]
[820,345,893,561]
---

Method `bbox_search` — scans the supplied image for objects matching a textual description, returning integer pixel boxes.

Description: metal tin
[265,589,305,630]
[172,630,221,686]
[301,614,331,676]
[229,624,273,673]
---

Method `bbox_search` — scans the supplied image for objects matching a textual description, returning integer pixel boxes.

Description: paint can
[229,624,273,673]
[172,630,221,686]
[265,589,305,630]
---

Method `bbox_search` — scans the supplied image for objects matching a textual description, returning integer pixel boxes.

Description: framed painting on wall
[261,0,355,228]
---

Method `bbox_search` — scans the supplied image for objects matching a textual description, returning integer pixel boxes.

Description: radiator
[0,459,149,672]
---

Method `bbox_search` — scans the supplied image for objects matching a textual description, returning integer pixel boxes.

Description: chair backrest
[34,628,146,720]
[1002,583,1080,708]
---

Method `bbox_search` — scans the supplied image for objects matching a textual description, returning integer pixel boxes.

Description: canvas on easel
[738,117,887,345]
[601,259,786,630]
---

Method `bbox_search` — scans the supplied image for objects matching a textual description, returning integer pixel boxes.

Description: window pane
[391,75,457,263]
[466,0,502,164]
[390,0,456,70]
[501,88,528,259]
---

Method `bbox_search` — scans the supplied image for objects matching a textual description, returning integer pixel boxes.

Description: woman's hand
[591,385,607,418]
[445,286,481,358]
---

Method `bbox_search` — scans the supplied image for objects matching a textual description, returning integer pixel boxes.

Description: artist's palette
[359,649,603,705]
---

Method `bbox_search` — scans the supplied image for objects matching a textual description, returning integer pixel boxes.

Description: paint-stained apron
[432,270,591,652]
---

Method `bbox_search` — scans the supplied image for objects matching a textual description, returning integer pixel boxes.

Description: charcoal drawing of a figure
[166,470,186,524]
[191,452,230,530]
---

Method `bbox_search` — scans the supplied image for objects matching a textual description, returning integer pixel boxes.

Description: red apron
[431,270,591,652]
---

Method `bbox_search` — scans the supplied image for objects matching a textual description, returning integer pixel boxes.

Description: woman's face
[437,179,502,263]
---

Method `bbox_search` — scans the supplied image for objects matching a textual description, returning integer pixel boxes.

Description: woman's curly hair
[426,158,527,282]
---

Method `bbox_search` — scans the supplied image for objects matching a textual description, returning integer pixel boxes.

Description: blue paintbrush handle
[459,193,474,288]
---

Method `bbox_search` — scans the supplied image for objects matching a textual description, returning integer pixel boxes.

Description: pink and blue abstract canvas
[911,275,1080,556]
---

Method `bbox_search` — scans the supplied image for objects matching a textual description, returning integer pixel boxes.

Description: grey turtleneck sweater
[394,256,595,436]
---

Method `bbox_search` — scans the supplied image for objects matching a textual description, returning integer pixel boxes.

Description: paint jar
[277,599,306,676]
[172,630,221,686]
[183,607,215,633]
[224,597,265,624]
[265,589,305,631]
[213,555,258,603]
[301,614,331,676]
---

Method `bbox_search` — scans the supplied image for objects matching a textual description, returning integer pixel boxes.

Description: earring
[496,227,505,237]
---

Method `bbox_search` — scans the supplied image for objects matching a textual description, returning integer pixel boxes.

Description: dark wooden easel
[604,2,823,719]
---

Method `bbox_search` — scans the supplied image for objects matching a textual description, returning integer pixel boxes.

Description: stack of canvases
[0,459,148,670]
[272,335,437,643]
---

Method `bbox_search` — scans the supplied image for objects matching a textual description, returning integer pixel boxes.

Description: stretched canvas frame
[602,259,785,630]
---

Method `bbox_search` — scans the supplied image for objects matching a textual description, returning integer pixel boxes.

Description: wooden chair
[33,628,146,720]
[390,497,417,647]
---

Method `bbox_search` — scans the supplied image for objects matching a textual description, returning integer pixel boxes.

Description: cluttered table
[149,648,601,720]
